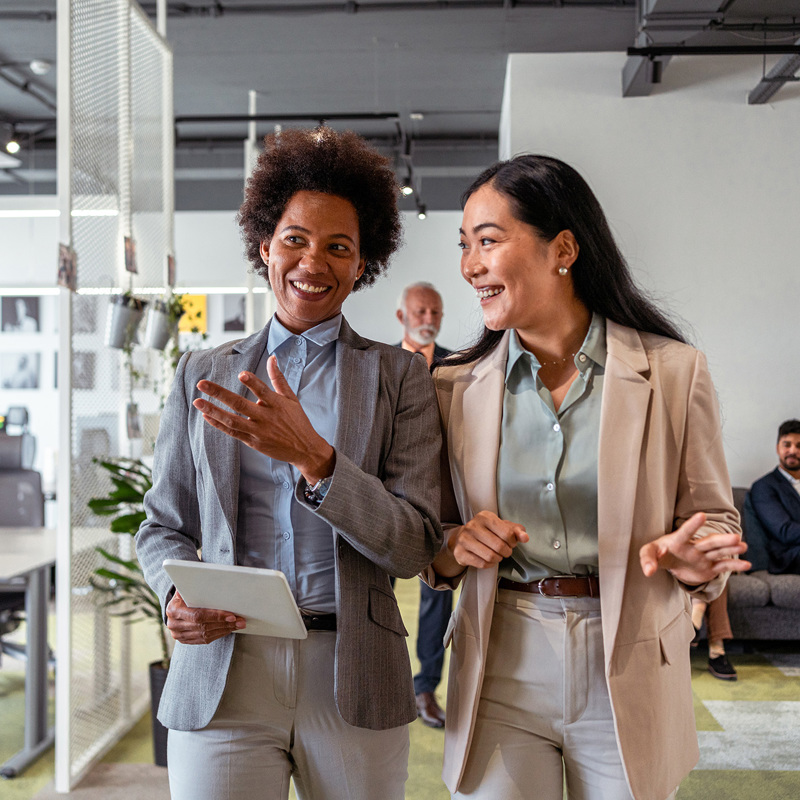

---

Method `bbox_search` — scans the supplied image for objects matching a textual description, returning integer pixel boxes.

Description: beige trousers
[454,589,676,800]
[167,630,409,800]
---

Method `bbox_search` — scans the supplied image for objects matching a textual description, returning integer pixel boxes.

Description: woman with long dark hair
[423,154,748,800]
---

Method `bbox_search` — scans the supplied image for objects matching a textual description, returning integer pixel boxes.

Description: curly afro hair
[238,127,403,292]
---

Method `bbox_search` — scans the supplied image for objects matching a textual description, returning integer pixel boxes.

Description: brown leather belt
[301,612,337,631]
[498,575,600,598]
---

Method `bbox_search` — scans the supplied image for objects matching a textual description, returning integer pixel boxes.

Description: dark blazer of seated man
[750,419,800,574]
[393,281,452,728]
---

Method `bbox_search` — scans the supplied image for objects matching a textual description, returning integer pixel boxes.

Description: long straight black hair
[446,155,688,366]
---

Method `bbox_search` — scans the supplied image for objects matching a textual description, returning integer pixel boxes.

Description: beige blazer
[423,321,740,800]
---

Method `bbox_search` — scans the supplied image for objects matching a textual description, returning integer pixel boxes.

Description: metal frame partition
[56,0,173,790]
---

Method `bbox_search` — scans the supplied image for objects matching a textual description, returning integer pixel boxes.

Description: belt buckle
[538,575,578,598]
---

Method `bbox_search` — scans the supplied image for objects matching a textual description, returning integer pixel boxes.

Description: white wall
[501,52,800,486]
[0,206,483,482]
[174,209,482,352]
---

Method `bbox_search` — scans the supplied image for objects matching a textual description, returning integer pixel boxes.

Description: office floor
[3,584,800,799]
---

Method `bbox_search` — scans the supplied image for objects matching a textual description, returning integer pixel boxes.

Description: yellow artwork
[178,294,207,333]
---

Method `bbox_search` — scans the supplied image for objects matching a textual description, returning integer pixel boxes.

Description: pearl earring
[558,266,568,276]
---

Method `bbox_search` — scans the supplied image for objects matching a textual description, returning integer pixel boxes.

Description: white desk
[0,527,56,779]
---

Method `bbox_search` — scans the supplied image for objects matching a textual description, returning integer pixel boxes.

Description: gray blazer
[135,317,443,731]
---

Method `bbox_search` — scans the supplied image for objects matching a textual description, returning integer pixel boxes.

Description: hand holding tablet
[162,559,308,639]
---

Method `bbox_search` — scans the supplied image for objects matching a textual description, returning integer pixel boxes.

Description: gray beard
[407,325,437,346]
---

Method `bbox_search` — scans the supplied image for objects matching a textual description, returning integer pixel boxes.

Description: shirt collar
[505,313,607,382]
[268,313,342,354]
[779,467,800,486]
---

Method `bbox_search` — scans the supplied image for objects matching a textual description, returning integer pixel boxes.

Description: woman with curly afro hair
[136,127,443,800]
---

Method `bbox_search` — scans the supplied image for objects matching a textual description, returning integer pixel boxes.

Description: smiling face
[778,433,800,477]
[260,191,365,334]
[459,184,580,346]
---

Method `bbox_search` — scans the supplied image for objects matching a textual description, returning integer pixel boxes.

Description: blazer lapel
[453,332,510,521]
[452,332,511,631]
[203,324,271,538]
[333,318,378,465]
[597,321,653,663]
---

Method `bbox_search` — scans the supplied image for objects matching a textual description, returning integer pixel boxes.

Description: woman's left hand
[193,355,335,485]
[639,512,751,585]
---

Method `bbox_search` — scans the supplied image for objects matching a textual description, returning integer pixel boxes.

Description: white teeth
[476,287,503,299]
[292,282,329,294]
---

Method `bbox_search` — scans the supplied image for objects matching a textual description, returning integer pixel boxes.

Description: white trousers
[455,589,663,800]
[167,630,409,800]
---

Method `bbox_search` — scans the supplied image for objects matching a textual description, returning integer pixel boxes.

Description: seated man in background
[394,281,452,728]
[750,419,800,574]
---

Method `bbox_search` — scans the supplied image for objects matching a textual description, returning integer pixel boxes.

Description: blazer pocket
[659,610,694,666]
[368,585,408,637]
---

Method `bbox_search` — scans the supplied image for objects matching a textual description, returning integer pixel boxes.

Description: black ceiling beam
[628,45,800,57]
[136,0,635,16]
[175,112,401,125]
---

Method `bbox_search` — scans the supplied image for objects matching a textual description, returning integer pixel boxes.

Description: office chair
[0,469,46,666]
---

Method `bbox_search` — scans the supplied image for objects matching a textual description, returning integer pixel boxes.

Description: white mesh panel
[60,0,173,786]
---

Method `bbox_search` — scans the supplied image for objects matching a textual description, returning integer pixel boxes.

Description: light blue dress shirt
[497,314,606,582]
[236,314,340,613]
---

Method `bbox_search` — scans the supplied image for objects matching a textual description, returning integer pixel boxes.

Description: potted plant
[87,456,170,767]
[105,292,148,350]
[143,292,185,351]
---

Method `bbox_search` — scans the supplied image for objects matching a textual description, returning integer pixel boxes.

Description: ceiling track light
[416,202,427,220]
[400,173,414,196]
[2,124,20,154]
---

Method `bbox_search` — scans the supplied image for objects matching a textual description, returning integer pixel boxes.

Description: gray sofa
[725,487,800,640]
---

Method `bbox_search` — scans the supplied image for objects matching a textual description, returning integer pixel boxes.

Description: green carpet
[4,586,800,798]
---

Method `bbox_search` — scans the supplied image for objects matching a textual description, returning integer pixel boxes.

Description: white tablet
[162,559,308,639]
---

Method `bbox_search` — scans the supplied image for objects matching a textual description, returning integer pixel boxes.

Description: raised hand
[639,512,750,585]
[193,355,335,484]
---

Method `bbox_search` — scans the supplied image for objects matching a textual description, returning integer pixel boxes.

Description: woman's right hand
[165,591,246,644]
[447,510,529,570]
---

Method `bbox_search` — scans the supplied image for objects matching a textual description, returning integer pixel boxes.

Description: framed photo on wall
[0,352,41,389]
[1,296,40,333]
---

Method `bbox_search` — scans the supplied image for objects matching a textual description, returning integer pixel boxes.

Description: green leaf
[94,547,141,572]
[94,567,136,584]
[110,513,146,533]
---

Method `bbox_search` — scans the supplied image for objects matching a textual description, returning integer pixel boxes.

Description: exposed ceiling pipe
[748,39,800,105]
[628,44,800,56]
[134,0,635,17]
[0,64,57,114]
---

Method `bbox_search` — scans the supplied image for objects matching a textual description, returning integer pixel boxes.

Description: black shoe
[691,626,701,649]
[708,654,737,681]
[415,691,446,728]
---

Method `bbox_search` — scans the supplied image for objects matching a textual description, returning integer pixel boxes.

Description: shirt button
[553,540,561,550]
[283,481,290,490]
[295,338,303,345]
[553,423,561,432]
[546,482,555,492]
[293,357,301,364]
[578,354,587,363]
[282,531,291,541]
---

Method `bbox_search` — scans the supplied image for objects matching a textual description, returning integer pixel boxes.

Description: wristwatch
[303,475,333,507]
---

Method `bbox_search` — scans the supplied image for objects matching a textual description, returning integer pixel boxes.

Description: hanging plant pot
[143,300,173,350]
[105,294,147,350]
